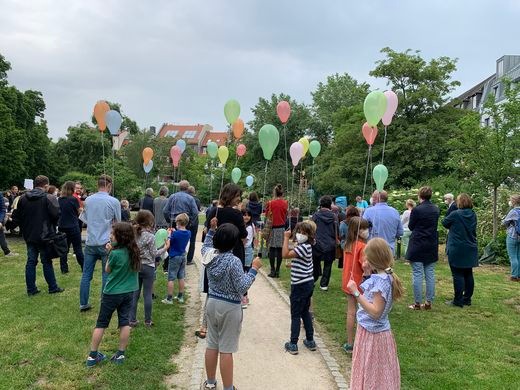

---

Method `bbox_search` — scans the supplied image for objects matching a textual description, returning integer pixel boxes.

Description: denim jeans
[506,236,520,278]
[131,264,155,322]
[25,242,59,294]
[411,261,436,303]
[290,280,314,344]
[450,265,474,306]
[79,245,108,307]
[59,227,84,273]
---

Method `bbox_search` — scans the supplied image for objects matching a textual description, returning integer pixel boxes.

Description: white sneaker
[320,286,328,291]
[5,252,18,257]
[161,298,173,305]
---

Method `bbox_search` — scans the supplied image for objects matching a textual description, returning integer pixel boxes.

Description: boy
[162,213,191,304]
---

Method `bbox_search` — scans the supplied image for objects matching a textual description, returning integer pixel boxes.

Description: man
[355,195,369,213]
[363,190,404,253]
[140,188,155,215]
[186,186,202,265]
[12,175,64,295]
[154,186,169,229]
[79,175,121,312]
[444,193,457,216]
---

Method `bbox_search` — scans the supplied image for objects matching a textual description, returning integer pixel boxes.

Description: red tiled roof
[201,131,228,147]
[157,123,205,144]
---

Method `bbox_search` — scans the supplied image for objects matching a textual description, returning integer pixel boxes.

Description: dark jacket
[207,206,248,262]
[13,188,60,244]
[190,195,202,226]
[312,208,338,254]
[121,209,131,222]
[58,196,81,230]
[442,208,478,268]
[140,194,154,215]
[247,201,263,223]
[0,192,5,223]
[446,202,458,216]
[406,200,440,264]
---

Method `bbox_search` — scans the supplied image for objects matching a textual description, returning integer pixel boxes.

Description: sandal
[408,303,421,310]
[195,329,207,339]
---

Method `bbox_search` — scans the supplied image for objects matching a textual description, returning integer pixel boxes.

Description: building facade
[156,123,228,155]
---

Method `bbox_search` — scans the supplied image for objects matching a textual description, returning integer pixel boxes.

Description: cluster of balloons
[170,138,187,168]
[93,101,123,136]
[289,137,322,166]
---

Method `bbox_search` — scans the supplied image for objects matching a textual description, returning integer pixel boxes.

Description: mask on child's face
[359,229,369,240]
[296,233,308,244]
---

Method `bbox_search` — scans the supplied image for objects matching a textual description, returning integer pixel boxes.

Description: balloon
[231,167,242,183]
[142,147,154,165]
[245,175,254,187]
[155,229,168,249]
[93,100,110,131]
[143,160,154,174]
[105,110,122,136]
[236,144,247,157]
[258,124,280,160]
[232,118,245,139]
[363,91,387,127]
[373,164,389,191]
[207,141,218,159]
[382,91,398,126]
[298,137,309,156]
[170,145,182,167]
[362,122,378,146]
[224,99,240,125]
[218,145,229,165]
[309,140,321,158]
[176,139,186,153]
[289,142,304,167]
[276,101,291,124]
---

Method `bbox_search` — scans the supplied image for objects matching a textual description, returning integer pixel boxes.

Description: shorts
[168,255,186,281]
[95,292,133,328]
[206,298,243,353]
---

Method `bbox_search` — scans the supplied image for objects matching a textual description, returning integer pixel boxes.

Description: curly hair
[112,222,141,272]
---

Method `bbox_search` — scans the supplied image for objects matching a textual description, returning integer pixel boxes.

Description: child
[130,210,170,327]
[202,219,262,390]
[162,213,191,304]
[341,216,369,353]
[85,222,140,367]
[241,210,255,308]
[121,200,131,222]
[281,221,317,355]
[346,237,403,390]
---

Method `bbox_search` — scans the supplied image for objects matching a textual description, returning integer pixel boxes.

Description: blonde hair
[364,238,404,300]
[510,194,520,207]
[405,199,416,208]
[121,199,130,209]
[295,220,317,243]
[175,213,189,227]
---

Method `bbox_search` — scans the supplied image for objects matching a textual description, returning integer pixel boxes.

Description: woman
[58,181,85,273]
[406,187,440,310]
[265,184,288,278]
[442,193,478,307]
[502,194,520,281]
[400,199,416,258]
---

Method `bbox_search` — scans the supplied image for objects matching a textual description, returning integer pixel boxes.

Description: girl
[242,210,255,308]
[86,222,141,367]
[341,216,369,353]
[130,210,170,327]
[346,238,403,390]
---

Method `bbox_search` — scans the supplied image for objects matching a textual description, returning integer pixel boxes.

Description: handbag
[44,232,69,259]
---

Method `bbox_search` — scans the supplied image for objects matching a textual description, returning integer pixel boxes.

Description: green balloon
[364,91,387,127]
[224,99,241,125]
[309,140,321,158]
[207,141,218,159]
[231,167,242,183]
[155,229,168,249]
[258,124,280,160]
[373,164,389,191]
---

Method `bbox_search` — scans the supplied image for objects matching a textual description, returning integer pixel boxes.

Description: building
[156,123,228,155]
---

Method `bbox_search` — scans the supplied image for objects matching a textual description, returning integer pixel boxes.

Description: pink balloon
[170,145,182,167]
[276,101,291,124]
[362,122,378,146]
[236,144,247,157]
[382,91,398,126]
[289,142,304,167]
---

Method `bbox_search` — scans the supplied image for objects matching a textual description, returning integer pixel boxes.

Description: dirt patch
[504,297,520,313]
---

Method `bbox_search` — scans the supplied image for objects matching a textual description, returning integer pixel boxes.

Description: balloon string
[308,159,315,218]
[291,167,295,211]
[283,124,289,209]
[296,163,301,214]
[101,131,106,176]
[209,160,213,206]
[381,125,388,165]
[257,160,269,258]
[112,147,115,197]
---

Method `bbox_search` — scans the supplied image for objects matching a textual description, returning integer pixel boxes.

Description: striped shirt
[291,243,314,285]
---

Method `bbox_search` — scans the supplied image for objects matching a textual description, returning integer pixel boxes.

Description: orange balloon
[142,147,154,164]
[93,100,110,131]
[232,118,244,140]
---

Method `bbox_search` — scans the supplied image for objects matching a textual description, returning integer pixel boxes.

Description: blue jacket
[0,192,6,223]
[162,191,198,227]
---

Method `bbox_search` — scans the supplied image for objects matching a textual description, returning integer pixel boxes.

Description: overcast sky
[1,0,519,140]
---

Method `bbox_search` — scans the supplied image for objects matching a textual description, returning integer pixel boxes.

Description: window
[472,95,478,109]
[165,130,178,137]
[484,118,490,127]
[497,60,504,77]
[183,130,197,139]
[493,86,498,97]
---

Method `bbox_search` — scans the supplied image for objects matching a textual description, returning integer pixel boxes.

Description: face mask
[359,229,369,240]
[509,201,513,207]
[296,233,308,244]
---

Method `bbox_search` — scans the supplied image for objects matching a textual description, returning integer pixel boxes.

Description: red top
[266,199,288,227]
[342,240,366,294]
[73,192,83,208]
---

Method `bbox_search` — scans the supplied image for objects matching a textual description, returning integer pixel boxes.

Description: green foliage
[59,171,97,193]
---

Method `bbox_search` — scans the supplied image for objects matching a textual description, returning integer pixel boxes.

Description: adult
[154,186,170,229]
[58,181,85,273]
[312,196,338,290]
[363,190,404,253]
[0,190,17,257]
[186,185,202,265]
[47,185,58,197]
[12,175,64,295]
[246,192,262,225]
[265,184,288,278]
[355,195,369,213]
[140,188,155,215]
[7,185,19,211]
[444,193,457,216]
[202,200,218,243]
[79,175,121,312]
[405,187,440,310]
[400,199,416,258]
[502,194,520,281]
[74,182,84,231]
[442,193,478,307]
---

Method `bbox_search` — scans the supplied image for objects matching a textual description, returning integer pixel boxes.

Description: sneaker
[241,296,248,309]
[202,380,217,389]
[49,287,65,294]
[319,286,328,291]
[178,296,185,304]
[28,289,41,297]
[303,339,317,351]
[284,342,298,355]
[161,298,173,305]
[80,304,92,312]
[5,252,18,257]
[445,300,463,308]
[152,293,158,300]
[86,351,107,368]
[144,320,154,327]
[129,320,139,328]
[342,343,353,353]
[110,353,125,365]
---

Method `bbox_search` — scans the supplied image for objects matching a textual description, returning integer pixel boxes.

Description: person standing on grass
[139,188,155,215]
[12,175,64,296]
[154,186,169,230]
[265,184,289,278]
[346,238,403,390]
[282,221,317,355]
[79,175,121,312]
[0,190,17,257]
[502,194,520,281]
[85,222,140,367]
[400,199,416,258]
[74,182,84,232]
[186,185,202,265]
[201,219,262,390]
[58,181,85,273]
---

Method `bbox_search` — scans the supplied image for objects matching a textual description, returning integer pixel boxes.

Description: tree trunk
[492,186,498,240]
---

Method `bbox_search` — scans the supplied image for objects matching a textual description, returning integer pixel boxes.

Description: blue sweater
[169,229,191,257]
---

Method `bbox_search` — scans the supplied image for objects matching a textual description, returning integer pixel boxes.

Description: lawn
[266,252,520,389]
[0,237,185,389]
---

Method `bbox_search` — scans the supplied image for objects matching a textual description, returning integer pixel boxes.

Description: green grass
[1,238,185,389]
[265,253,520,389]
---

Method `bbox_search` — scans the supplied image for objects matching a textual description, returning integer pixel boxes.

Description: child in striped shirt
[282,220,317,355]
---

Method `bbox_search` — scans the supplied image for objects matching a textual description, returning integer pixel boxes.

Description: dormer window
[497,59,504,77]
